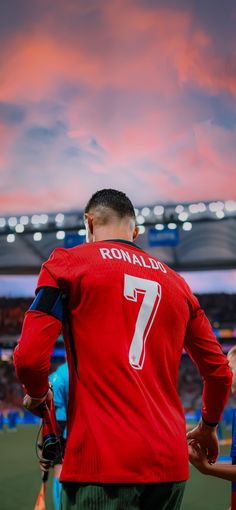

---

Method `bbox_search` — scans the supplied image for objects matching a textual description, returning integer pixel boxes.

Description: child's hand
[188,441,211,474]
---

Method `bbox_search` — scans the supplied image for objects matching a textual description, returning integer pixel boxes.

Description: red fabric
[14,241,232,483]
[232,490,236,510]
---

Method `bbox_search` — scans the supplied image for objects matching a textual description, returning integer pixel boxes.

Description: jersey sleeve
[184,291,232,424]
[14,249,69,398]
[36,248,69,292]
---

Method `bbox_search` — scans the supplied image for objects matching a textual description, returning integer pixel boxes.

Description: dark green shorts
[60,481,186,510]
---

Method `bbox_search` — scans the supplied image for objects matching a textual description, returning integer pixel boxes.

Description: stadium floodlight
[225,200,236,212]
[178,212,189,222]
[15,224,24,233]
[8,217,17,227]
[155,224,164,231]
[20,215,29,225]
[189,204,198,214]
[138,225,145,234]
[153,205,164,215]
[216,210,225,219]
[198,202,207,212]
[0,218,6,228]
[56,230,65,240]
[175,205,184,214]
[134,208,139,216]
[168,223,177,229]
[33,232,42,241]
[31,214,41,225]
[78,229,86,236]
[188,202,207,214]
[209,201,224,212]
[55,213,64,224]
[136,215,145,224]
[40,214,49,224]
[141,207,150,217]
[182,222,192,231]
[7,234,15,243]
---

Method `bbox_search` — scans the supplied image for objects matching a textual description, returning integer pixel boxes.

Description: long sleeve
[184,298,232,424]
[14,310,62,397]
[14,248,69,397]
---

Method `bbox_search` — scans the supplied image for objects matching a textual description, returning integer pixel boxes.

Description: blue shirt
[49,362,69,423]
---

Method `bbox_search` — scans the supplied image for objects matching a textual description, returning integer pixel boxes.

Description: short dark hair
[84,189,135,219]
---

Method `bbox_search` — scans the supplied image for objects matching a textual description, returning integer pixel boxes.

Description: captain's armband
[29,286,66,323]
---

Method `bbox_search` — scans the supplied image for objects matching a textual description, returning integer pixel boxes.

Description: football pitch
[0,425,230,510]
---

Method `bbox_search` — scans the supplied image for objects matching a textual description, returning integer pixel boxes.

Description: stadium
[0,200,236,509]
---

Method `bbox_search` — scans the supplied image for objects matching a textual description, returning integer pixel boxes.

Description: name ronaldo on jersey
[100,247,167,273]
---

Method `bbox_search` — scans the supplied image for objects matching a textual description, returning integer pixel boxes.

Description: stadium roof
[0,200,236,273]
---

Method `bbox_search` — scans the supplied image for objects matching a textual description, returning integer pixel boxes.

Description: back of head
[84,189,136,224]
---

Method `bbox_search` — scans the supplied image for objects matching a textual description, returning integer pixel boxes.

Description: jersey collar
[104,239,142,250]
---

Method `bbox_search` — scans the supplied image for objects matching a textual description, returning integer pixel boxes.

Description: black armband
[202,417,218,428]
[29,286,66,323]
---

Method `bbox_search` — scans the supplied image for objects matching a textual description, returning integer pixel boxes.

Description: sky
[0,0,236,214]
[1,269,236,297]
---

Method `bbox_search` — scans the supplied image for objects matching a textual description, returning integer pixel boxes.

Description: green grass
[0,425,231,510]
[0,426,54,510]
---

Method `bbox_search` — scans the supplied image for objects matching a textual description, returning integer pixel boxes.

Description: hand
[37,422,54,477]
[187,419,219,464]
[39,458,54,474]
[23,388,53,412]
[188,441,210,474]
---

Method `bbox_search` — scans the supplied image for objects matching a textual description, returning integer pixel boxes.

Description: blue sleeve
[51,363,69,422]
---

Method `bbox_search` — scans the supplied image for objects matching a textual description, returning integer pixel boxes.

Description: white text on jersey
[99,248,167,273]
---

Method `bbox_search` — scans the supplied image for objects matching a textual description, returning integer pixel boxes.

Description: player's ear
[87,215,94,236]
[133,225,139,241]
[84,213,94,242]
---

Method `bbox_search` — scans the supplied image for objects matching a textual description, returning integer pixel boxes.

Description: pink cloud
[1,3,235,101]
[0,0,236,213]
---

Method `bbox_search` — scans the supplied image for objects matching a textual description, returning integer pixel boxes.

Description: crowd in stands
[0,360,24,410]
[199,293,236,328]
[0,297,31,336]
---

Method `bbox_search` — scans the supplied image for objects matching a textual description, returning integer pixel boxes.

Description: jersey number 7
[124,274,162,370]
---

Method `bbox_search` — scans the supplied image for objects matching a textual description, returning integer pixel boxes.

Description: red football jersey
[14,240,232,483]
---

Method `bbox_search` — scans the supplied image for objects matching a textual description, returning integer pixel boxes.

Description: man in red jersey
[14,189,232,510]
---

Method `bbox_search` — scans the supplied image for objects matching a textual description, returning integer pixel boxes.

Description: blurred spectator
[178,356,203,412]
[0,297,31,336]
[0,360,24,408]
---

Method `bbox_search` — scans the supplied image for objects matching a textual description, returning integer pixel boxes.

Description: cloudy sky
[1,0,236,214]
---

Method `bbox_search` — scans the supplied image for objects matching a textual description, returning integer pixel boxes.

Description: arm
[187,419,219,463]
[14,249,68,401]
[184,293,232,461]
[189,442,236,482]
[184,305,232,425]
[14,308,62,398]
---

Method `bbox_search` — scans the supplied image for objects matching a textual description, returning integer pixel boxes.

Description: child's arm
[189,442,236,482]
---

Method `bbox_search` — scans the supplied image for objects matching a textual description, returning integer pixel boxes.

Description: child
[49,362,69,510]
[189,346,236,508]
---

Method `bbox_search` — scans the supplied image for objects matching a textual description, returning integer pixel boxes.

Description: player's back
[56,240,191,483]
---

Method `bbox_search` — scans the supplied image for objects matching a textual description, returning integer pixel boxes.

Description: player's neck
[93,227,134,243]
